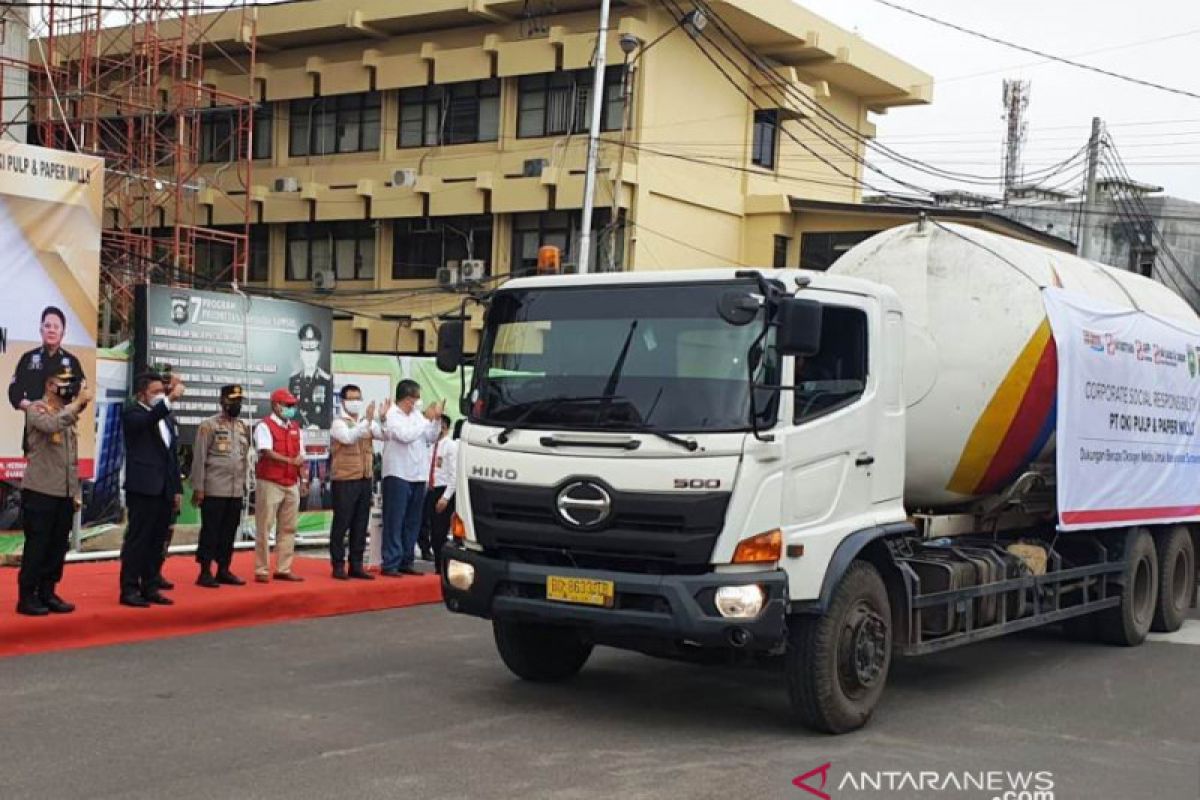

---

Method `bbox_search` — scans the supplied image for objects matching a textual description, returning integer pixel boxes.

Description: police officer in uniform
[190,385,251,588]
[16,365,92,616]
[8,307,86,445]
[289,324,332,429]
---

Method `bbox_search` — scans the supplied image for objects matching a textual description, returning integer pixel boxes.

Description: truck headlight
[446,560,475,591]
[714,585,765,619]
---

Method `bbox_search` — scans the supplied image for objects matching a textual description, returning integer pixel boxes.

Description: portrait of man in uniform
[8,306,87,416]
[288,323,332,430]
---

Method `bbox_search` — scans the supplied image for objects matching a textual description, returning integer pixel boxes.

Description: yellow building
[99,0,936,352]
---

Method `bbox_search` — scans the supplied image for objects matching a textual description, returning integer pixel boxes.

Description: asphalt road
[1,606,1197,800]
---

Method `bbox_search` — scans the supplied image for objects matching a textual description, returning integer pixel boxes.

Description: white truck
[434,220,1200,733]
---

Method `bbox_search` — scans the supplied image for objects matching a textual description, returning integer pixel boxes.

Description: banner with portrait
[0,142,103,483]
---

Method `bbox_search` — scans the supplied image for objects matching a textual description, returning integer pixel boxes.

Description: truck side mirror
[776,298,822,357]
[436,320,465,373]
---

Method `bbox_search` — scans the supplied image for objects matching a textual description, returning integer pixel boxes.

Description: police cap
[220,384,244,401]
[298,324,322,345]
[49,365,77,382]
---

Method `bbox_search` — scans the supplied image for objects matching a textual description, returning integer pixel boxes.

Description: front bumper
[440,542,788,651]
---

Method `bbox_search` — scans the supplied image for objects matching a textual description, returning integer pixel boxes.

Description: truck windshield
[472,282,777,433]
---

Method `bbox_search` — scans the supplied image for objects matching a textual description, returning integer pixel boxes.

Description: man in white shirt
[328,384,384,580]
[378,379,443,576]
[422,416,459,573]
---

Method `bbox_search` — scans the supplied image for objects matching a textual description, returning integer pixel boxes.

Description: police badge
[171,296,190,325]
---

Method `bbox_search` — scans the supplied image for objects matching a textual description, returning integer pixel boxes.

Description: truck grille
[468,479,730,574]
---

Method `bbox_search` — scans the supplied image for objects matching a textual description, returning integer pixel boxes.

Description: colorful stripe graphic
[1061,505,1200,526]
[947,319,1058,497]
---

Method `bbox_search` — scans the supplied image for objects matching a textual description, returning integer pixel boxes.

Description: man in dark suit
[120,372,185,607]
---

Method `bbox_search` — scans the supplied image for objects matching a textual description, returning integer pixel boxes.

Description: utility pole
[577,0,611,275]
[1078,116,1103,260]
[1000,79,1030,204]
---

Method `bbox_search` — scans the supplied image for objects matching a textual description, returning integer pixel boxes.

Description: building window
[193,225,270,284]
[511,209,621,275]
[517,67,624,139]
[752,109,779,169]
[773,235,790,269]
[289,92,381,156]
[398,80,500,148]
[199,105,272,163]
[795,306,868,424]
[286,221,376,281]
[393,215,494,279]
[799,231,877,271]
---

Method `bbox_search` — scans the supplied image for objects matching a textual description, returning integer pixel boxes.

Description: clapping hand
[365,401,377,420]
[168,374,186,401]
[378,399,392,421]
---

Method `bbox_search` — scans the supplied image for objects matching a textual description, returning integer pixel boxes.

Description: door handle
[855,455,875,467]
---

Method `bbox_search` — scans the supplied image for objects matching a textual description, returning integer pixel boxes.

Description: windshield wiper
[599,420,700,452]
[494,395,613,444]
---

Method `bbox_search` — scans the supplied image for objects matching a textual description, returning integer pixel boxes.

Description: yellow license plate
[545,576,615,608]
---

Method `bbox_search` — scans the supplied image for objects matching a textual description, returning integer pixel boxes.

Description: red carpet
[0,552,443,659]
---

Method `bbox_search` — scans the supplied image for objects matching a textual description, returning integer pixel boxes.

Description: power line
[869,0,1200,102]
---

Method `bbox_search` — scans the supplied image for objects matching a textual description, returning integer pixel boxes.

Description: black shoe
[120,593,151,608]
[155,578,175,591]
[380,568,404,578]
[144,592,174,606]
[399,566,421,576]
[196,572,220,589]
[348,567,376,581]
[42,594,75,614]
[16,596,50,616]
[215,570,245,586]
[332,566,349,580]
[420,551,433,562]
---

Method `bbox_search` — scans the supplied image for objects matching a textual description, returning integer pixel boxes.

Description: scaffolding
[0,1,259,346]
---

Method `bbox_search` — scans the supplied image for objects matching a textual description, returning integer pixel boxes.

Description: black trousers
[329,479,371,568]
[419,486,438,556]
[18,490,74,599]
[427,486,454,569]
[197,496,243,570]
[122,492,172,595]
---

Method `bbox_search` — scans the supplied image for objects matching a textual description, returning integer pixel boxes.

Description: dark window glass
[392,215,494,279]
[773,235,789,270]
[193,225,271,284]
[286,220,375,281]
[289,93,381,156]
[398,80,500,148]
[799,231,877,271]
[794,306,869,423]
[510,209,622,275]
[752,109,779,169]
[517,68,624,139]
[199,104,272,163]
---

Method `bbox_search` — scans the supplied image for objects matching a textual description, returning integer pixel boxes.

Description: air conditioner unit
[312,268,336,292]
[459,259,486,284]
[393,168,418,188]
[522,158,549,178]
[437,262,460,289]
[274,177,300,193]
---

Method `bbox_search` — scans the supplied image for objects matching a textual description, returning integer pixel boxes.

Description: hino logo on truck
[471,466,518,481]
[556,481,612,529]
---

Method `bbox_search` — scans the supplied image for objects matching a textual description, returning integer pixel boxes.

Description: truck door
[782,301,877,540]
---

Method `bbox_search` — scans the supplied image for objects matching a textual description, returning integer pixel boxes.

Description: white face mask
[343,399,364,416]
[148,392,166,407]
[414,400,424,413]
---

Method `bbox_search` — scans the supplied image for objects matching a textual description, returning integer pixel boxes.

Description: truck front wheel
[1151,526,1195,634]
[786,561,892,734]
[493,620,593,682]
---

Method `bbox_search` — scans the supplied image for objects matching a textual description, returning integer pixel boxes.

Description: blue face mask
[280,406,297,420]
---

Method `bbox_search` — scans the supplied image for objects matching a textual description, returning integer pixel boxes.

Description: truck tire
[786,561,891,734]
[493,620,593,683]
[1151,526,1195,633]
[1095,528,1158,646]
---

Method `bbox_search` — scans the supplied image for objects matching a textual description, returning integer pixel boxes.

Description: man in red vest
[253,387,308,583]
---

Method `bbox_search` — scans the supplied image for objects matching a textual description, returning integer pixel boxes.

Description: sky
[795,0,1200,202]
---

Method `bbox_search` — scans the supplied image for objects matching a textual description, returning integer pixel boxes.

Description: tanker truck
[434,219,1200,733]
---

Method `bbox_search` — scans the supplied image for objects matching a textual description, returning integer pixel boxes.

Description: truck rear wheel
[493,620,593,683]
[1151,526,1194,633]
[786,561,891,734]
[1095,528,1157,646]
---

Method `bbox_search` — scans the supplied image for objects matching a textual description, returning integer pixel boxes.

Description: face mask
[55,383,78,402]
[222,402,242,418]
[280,406,297,420]
[148,392,166,407]
[414,400,424,413]
[343,400,364,416]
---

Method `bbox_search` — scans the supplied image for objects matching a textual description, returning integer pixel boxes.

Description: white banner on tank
[1043,287,1200,530]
